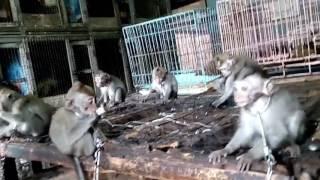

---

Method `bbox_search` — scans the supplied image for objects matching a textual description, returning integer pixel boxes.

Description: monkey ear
[263,79,275,95]
[65,99,74,110]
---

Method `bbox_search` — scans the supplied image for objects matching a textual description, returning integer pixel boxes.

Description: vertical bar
[20,39,36,95]
[128,0,136,24]
[88,37,99,92]
[79,0,89,23]
[119,38,134,93]
[65,39,77,83]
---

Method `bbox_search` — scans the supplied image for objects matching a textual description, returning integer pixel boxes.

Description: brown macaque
[49,82,98,180]
[208,73,306,171]
[94,70,126,109]
[211,53,268,108]
[0,88,56,138]
[143,66,178,103]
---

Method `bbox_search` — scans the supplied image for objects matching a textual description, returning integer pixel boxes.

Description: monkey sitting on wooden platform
[94,70,127,110]
[142,66,178,104]
[0,87,56,138]
[211,53,268,108]
[49,82,100,180]
[209,73,306,171]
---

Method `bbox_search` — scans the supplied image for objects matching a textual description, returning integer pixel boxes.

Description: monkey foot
[236,154,254,172]
[208,149,228,164]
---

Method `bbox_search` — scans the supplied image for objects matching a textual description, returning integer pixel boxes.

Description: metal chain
[93,137,104,180]
[257,98,276,180]
[246,95,275,180]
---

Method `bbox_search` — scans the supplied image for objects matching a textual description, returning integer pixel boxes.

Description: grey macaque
[49,81,98,180]
[94,70,126,108]
[143,66,178,103]
[208,73,306,171]
[0,88,56,137]
[211,53,267,108]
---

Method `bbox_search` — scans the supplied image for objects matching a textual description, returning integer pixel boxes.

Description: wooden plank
[0,141,290,180]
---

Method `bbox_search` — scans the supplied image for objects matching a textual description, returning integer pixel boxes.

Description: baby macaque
[49,82,98,180]
[0,88,55,137]
[208,73,306,171]
[211,53,267,108]
[94,70,126,109]
[143,66,178,103]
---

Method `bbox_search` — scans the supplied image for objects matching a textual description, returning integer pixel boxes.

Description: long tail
[73,156,86,180]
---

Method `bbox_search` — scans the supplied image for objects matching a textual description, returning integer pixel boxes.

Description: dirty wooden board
[0,80,320,179]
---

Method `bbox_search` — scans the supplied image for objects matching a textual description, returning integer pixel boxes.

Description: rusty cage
[122,8,222,90]
[217,0,320,77]
[123,0,320,90]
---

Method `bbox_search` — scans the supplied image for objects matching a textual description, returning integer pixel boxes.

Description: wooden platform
[1,79,320,179]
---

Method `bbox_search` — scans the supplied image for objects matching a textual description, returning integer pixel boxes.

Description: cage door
[69,40,96,88]
[0,42,31,95]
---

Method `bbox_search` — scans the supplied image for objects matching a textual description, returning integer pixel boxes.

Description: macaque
[211,53,268,108]
[0,88,56,137]
[94,70,126,109]
[143,66,178,103]
[208,73,306,171]
[49,82,98,180]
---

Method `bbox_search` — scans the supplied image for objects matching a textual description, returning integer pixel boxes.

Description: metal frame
[122,8,222,90]
[216,0,320,78]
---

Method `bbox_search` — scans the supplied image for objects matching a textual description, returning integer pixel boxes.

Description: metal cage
[122,8,222,90]
[217,0,320,77]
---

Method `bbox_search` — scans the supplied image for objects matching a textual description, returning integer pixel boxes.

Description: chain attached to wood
[258,112,276,180]
[93,137,104,180]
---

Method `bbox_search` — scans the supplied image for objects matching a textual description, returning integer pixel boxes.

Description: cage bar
[216,0,320,77]
[26,36,72,97]
[0,42,30,95]
[123,8,222,90]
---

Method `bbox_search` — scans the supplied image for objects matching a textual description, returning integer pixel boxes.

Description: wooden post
[165,0,171,14]
[128,0,136,24]
[119,38,134,93]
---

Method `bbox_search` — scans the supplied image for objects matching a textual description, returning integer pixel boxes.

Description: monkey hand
[208,149,228,164]
[236,153,254,172]
[211,100,222,108]
[96,106,106,116]
[107,102,115,109]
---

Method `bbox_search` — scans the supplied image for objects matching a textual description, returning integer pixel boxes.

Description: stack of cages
[217,0,320,77]
[122,8,223,93]
[0,34,100,107]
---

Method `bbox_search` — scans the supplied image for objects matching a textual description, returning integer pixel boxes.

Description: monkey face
[94,73,111,87]
[233,74,274,107]
[68,93,97,116]
[0,88,19,111]
[153,67,167,84]
[81,96,97,115]
[217,58,234,76]
[94,76,102,87]
[214,53,234,77]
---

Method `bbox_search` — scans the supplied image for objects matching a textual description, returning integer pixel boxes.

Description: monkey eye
[241,86,248,91]
[7,94,12,99]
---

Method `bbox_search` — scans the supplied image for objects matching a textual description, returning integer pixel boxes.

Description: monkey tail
[73,156,86,180]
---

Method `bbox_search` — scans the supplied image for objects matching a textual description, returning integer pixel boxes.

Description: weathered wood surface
[0,141,290,180]
[1,79,320,179]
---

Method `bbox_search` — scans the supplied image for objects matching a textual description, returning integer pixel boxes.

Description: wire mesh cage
[26,36,72,97]
[19,0,63,27]
[0,45,30,95]
[217,0,320,77]
[123,8,222,90]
